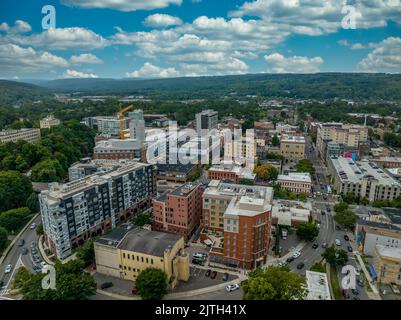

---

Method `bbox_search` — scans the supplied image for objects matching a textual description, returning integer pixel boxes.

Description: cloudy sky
[0,0,400,79]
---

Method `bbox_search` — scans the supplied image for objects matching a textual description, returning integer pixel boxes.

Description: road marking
[5,254,22,290]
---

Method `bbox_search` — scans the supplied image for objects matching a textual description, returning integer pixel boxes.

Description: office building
[374,157,401,169]
[40,115,60,129]
[94,224,189,289]
[156,163,198,183]
[373,245,401,286]
[207,164,256,184]
[196,109,218,134]
[277,172,312,194]
[280,135,305,161]
[0,128,41,144]
[361,224,401,255]
[93,139,144,161]
[327,157,401,202]
[153,183,202,241]
[39,162,156,260]
[272,199,312,227]
[82,116,130,137]
[129,110,145,144]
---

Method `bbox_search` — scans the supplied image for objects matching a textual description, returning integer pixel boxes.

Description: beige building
[95,225,189,289]
[225,136,257,165]
[40,115,60,129]
[373,245,401,286]
[0,128,41,144]
[280,135,305,161]
[277,172,312,194]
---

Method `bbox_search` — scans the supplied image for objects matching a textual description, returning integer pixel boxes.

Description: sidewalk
[355,252,381,298]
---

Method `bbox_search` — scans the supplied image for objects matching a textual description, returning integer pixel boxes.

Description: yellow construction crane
[115,104,135,140]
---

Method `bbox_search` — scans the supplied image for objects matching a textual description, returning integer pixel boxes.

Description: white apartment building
[0,128,41,144]
[362,225,401,256]
[272,199,312,227]
[39,162,155,260]
[328,157,401,202]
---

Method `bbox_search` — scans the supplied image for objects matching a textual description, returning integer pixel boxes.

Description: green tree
[0,171,33,212]
[76,238,96,267]
[322,245,348,267]
[296,159,315,174]
[132,212,152,227]
[343,192,357,204]
[243,266,307,300]
[26,192,40,213]
[271,134,280,147]
[254,164,278,181]
[334,210,358,230]
[14,266,32,289]
[299,192,308,202]
[36,223,44,236]
[0,207,32,233]
[31,159,64,183]
[239,178,254,185]
[334,202,348,213]
[310,262,326,273]
[0,226,8,252]
[296,222,319,241]
[136,268,168,300]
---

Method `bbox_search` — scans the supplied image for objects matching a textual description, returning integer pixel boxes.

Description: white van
[281,229,288,240]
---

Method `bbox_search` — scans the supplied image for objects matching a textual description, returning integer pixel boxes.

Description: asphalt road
[0,215,42,294]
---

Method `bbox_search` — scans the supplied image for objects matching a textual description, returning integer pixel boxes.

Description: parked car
[21,247,28,255]
[286,256,295,263]
[390,283,400,294]
[347,246,353,253]
[335,225,341,230]
[292,251,301,259]
[344,235,350,241]
[321,211,326,215]
[354,267,360,276]
[335,239,341,246]
[312,243,319,249]
[351,289,359,295]
[100,282,113,290]
[193,252,207,259]
[222,273,229,281]
[205,269,211,277]
[226,284,240,292]
[18,239,25,247]
[5,264,12,274]
[210,271,217,279]
[342,289,350,299]
[296,262,305,270]
[131,287,137,295]
[192,259,202,265]
[30,223,36,230]
[357,279,365,287]
[322,242,328,248]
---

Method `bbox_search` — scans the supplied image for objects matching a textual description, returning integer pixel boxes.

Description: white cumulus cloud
[61,0,182,11]
[126,62,180,78]
[70,53,103,65]
[144,14,183,28]
[63,69,99,78]
[264,53,323,73]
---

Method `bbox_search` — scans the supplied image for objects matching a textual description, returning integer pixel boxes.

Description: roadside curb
[0,214,39,266]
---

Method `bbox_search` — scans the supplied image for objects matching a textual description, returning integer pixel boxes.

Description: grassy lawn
[329,266,343,300]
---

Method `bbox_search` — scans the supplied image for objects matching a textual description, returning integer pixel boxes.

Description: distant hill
[39,73,401,101]
[0,80,51,105]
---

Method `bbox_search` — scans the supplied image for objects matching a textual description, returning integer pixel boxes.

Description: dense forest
[15,73,401,100]
[0,80,51,105]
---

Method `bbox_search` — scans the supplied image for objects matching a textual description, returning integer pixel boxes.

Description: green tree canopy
[254,164,278,181]
[271,134,280,147]
[296,222,319,241]
[243,266,307,300]
[136,267,168,300]
[334,210,358,230]
[76,238,96,267]
[26,192,40,213]
[0,226,8,252]
[322,245,348,267]
[0,207,32,233]
[0,171,33,212]
[132,212,152,227]
[31,159,64,183]
[296,159,315,174]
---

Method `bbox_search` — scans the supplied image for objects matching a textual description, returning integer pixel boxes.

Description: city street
[0,215,42,295]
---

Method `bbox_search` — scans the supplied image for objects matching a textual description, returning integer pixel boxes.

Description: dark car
[18,239,25,247]
[205,269,211,277]
[347,246,353,253]
[21,247,28,255]
[321,211,326,215]
[344,235,350,241]
[100,282,113,290]
[351,289,359,295]
[192,259,202,265]
[357,279,365,287]
[222,273,229,281]
[342,289,350,299]
[210,271,217,279]
[327,207,331,212]
[335,225,341,230]
[312,243,319,249]
[296,263,305,270]
[286,256,295,263]
[131,287,137,295]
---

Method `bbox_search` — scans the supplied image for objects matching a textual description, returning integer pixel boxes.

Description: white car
[354,267,360,276]
[4,264,12,274]
[40,261,48,268]
[335,239,341,246]
[226,284,240,292]
[292,251,301,259]
[30,223,36,230]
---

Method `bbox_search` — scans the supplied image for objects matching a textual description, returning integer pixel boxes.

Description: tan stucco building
[280,135,305,161]
[373,245,401,286]
[94,225,189,289]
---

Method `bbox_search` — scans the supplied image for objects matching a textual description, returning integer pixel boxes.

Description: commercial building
[306,271,331,300]
[374,157,401,169]
[93,139,144,161]
[207,164,256,183]
[277,172,312,194]
[202,180,273,269]
[280,135,305,161]
[129,110,145,144]
[373,245,401,286]
[156,163,198,183]
[361,224,401,256]
[272,199,312,227]
[39,162,156,260]
[254,120,274,140]
[40,115,60,129]
[196,109,218,135]
[95,224,189,289]
[224,136,257,165]
[316,123,368,161]
[68,158,137,182]
[327,157,401,202]
[153,183,202,241]
[0,128,41,144]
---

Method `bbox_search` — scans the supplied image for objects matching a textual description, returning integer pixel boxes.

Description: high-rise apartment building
[196,110,218,135]
[39,162,156,260]
[0,128,41,144]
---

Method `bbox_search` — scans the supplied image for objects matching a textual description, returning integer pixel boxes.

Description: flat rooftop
[306,271,331,300]
[376,244,401,260]
[278,172,311,183]
[330,157,401,186]
[281,135,305,143]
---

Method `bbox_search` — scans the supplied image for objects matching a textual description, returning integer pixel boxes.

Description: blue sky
[0,0,400,79]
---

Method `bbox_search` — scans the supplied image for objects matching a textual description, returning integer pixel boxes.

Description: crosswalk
[0,288,10,296]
